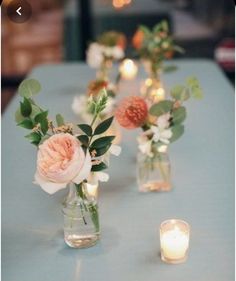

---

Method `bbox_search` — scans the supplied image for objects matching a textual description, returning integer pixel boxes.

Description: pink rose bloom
[34,133,92,194]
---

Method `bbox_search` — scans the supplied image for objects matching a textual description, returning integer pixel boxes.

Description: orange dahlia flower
[132,29,144,50]
[87,80,108,96]
[115,96,148,129]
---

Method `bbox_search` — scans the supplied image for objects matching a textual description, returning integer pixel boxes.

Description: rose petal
[72,151,92,184]
[34,172,67,194]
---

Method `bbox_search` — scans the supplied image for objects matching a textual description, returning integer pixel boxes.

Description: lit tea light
[157,145,168,153]
[150,87,165,102]
[160,219,190,264]
[120,59,138,80]
[86,183,98,198]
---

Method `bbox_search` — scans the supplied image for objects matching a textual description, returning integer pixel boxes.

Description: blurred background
[1,0,235,112]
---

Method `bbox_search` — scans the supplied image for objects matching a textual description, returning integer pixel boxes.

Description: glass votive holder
[160,219,190,264]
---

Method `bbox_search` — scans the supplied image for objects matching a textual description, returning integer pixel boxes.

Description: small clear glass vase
[62,182,100,248]
[137,150,171,192]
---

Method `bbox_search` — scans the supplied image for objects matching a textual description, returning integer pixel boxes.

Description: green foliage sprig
[148,76,203,143]
[136,20,184,75]
[15,79,116,173]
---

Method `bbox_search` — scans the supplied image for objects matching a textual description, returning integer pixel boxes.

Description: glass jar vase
[137,150,171,192]
[62,182,99,248]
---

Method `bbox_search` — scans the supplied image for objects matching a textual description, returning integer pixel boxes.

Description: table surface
[2,59,234,281]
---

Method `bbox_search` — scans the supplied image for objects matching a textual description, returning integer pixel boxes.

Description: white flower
[103,46,124,60]
[86,43,104,68]
[88,172,109,185]
[151,112,172,144]
[157,112,171,129]
[137,134,153,157]
[112,46,124,60]
[110,144,122,156]
[151,125,172,144]
[72,95,93,123]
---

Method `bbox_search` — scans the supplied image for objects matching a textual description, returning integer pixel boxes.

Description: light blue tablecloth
[2,59,234,281]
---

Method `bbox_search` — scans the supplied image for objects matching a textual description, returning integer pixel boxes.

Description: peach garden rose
[34,133,92,194]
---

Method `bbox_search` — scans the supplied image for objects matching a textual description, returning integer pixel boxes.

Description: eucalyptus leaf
[170,124,184,143]
[15,108,25,123]
[91,162,107,172]
[56,114,65,127]
[172,107,186,124]
[186,76,199,87]
[149,100,173,117]
[20,98,32,117]
[94,116,114,135]
[191,86,203,100]
[170,85,190,101]
[17,119,34,129]
[90,136,115,149]
[77,124,93,136]
[18,79,41,98]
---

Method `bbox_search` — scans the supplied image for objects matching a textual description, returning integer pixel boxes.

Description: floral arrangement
[132,20,184,76]
[72,79,117,124]
[115,77,203,191]
[15,79,121,246]
[116,77,202,152]
[72,31,126,136]
[86,31,126,80]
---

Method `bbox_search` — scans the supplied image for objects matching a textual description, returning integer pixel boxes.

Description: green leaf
[40,118,49,135]
[149,100,173,117]
[139,25,151,36]
[34,111,48,123]
[34,111,48,135]
[91,162,107,172]
[15,108,25,123]
[17,119,34,129]
[90,143,112,157]
[191,86,203,100]
[20,98,32,117]
[77,135,89,146]
[186,76,199,87]
[94,116,114,135]
[56,114,65,127]
[174,45,185,54]
[77,124,93,136]
[161,20,169,32]
[170,85,190,101]
[25,132,41,146]
[163,65,178,73]
[18,79,41,98]
[172,107,186,124]
[170,124,184,143]
[90,136,115,149]
[88,203,99,232]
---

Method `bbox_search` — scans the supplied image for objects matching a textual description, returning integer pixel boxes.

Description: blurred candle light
[120,59,138,80]
[113,0,124,9]
[160,219,190,264]
[86,183,98,198]
[150,87,165,102]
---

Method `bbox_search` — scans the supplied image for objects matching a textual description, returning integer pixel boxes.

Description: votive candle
[160,219,190,264]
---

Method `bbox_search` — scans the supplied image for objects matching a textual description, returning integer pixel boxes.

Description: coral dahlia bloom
[132,29,144,50]
[115,96,148,129]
